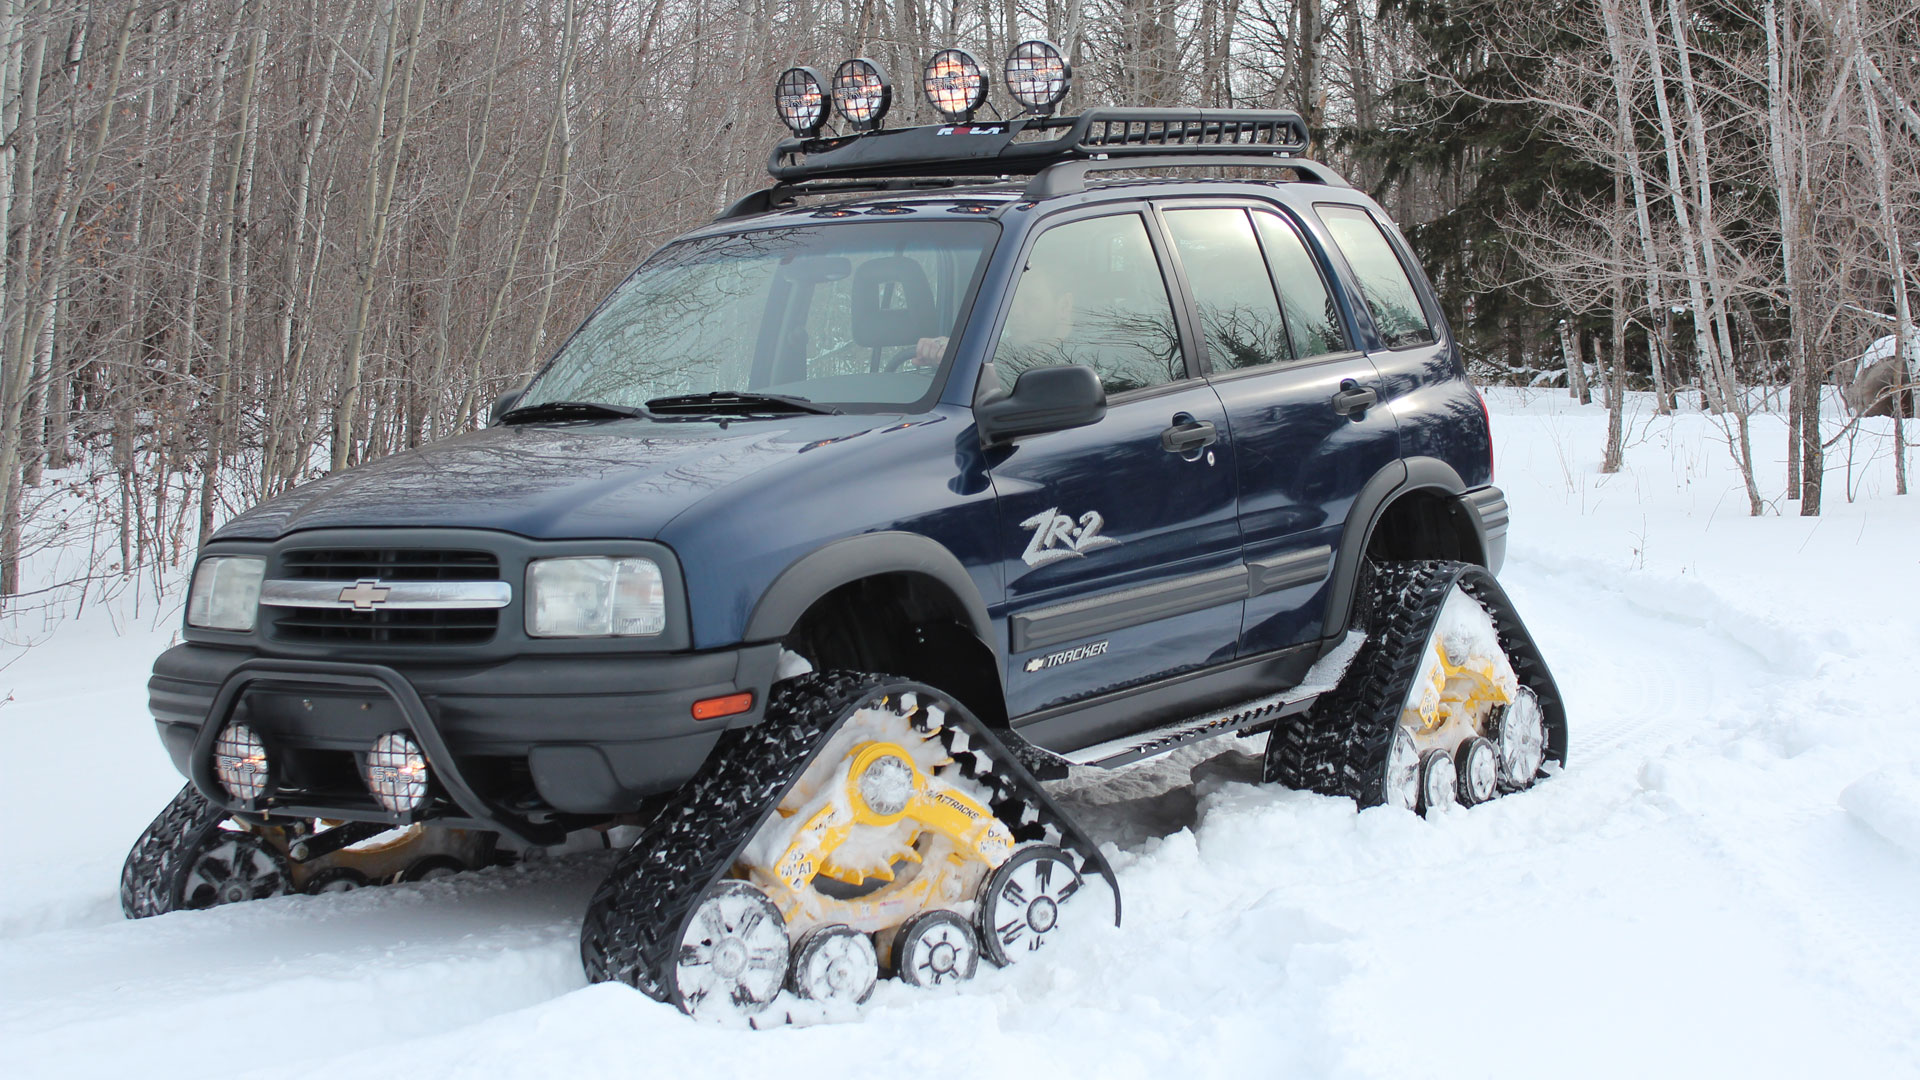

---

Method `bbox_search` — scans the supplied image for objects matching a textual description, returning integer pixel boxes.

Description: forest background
[0,0,1915,611]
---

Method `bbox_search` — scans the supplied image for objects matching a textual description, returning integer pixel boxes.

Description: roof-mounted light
[1004,40,1071,116]
[832,58,892,131]
[923,48,989,123]
[775,66,830,137]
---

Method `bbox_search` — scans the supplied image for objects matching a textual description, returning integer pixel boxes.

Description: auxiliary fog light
[832,58,892,130]
[365,731,429,813]
[923,48,988,122]
[775,66,829,136]
[1003,39,1071,115]
[213,722,271,802]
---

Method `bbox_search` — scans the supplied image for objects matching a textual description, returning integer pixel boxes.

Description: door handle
[1160,417,1218,454]
[1331,378,1378,417]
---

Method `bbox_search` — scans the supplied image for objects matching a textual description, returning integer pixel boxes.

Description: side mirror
[975,364,1107,448]
[490,386,525,426]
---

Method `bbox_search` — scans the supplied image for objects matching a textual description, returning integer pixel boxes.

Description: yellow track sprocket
[732,692,1013,938]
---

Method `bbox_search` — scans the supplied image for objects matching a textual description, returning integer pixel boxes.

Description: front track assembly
[579,670,1119,1020]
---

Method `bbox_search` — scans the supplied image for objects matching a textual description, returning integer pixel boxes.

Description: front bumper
[150,641,783,841]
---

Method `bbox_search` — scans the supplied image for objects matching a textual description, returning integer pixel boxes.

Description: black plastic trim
[1249,545,1334,597]
[744,531,997,663]
[1011,564,1248,653]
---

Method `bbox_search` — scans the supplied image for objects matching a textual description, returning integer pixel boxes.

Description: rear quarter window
[1317,204,1436,350]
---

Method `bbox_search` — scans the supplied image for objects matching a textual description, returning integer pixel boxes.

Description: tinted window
[992,213,1183,395]
[1252,210,1349,359]
[1317,204,1436,349]
[1164,208,1291,371]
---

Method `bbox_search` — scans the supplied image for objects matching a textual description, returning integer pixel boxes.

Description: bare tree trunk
[333,0,429,473]
[1600,0,1673,414]
[1846,0,1910,495]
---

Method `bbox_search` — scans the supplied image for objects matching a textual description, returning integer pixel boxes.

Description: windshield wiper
[644,391,841,416]
[499,400,650,424]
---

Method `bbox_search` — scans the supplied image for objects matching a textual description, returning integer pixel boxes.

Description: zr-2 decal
[1023,640,1110,673]
[1020,507,1117,567]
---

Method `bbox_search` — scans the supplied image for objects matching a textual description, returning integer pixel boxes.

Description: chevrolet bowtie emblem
[338,579,392,610]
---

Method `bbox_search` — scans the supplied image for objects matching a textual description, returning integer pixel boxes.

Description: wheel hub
[1027,895,1059,933]
[928,941,958,973]
[711,938,750,979]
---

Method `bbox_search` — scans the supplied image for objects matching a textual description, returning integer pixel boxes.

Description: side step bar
[1015,632,1368,773]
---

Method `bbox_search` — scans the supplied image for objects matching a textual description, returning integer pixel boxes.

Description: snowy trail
[4,393,1919,1078]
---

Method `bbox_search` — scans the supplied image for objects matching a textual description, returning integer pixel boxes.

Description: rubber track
[120,783,230,918]
[1263,561,1567,806]
[579,670,1121,1008]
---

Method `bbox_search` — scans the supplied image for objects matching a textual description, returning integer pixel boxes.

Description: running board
[1022,632,1368,772]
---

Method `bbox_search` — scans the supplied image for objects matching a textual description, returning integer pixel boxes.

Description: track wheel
[675,880,791,1018]
[893,910,980,988]
[305,867,371,895]
[180,830,293,910]
[1491,686,1547,791]
[1457,737,1499,805]
[398,854,467,883]
[788,925,878,1004]
[977,844,1082,966]
[1418,749,1457,814]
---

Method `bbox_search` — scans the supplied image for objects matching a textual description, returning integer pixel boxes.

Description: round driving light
[832,57,891,130]
[857,753,914,816]
[923,48,988,122]
[1003,39,1071,115]
[365,731,429,813]
[774,66,829,136]
[213,722,270,802]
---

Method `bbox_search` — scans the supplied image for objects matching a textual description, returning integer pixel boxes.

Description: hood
[215,415,896,541]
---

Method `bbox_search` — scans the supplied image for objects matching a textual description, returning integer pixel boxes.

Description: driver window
[992,213,1184,395]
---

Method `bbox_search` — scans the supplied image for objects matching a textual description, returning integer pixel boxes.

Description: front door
[1157,202,1400,656]
[984,209,1243,720]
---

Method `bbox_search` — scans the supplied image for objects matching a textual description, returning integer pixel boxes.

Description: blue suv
[122,52,1565,1021]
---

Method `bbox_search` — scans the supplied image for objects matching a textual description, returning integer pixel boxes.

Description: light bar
[923,48,988,122]
[774,66,829,137]
[832,57,891,130]
[1004,39,1071,115]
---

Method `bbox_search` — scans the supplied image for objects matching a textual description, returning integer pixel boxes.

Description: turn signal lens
[691,692,754,721]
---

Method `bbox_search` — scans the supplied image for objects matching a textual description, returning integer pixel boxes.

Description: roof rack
[720,106,1342,220]
[769,107,1310,182]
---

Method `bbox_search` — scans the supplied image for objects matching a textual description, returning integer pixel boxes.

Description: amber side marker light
[692,692,755,721]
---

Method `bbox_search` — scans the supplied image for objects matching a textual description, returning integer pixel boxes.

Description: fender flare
[1322,457,1478,637]
[744,531,999,661]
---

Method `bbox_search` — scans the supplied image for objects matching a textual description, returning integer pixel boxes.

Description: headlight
[186,556,265,631]
[526,557,666,638]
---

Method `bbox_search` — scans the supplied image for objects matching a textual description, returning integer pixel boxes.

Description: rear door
[1157,201,1399,655]
[986,208,1243,720]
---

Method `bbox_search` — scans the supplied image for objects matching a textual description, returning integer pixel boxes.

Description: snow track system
[1266,560,1568,811]
[120,784,494,917]
[579,671,1119,1021]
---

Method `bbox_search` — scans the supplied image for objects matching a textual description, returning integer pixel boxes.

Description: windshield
[520,220,998,413]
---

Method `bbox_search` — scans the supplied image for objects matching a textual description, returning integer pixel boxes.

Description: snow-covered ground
[3,390,1918,1078]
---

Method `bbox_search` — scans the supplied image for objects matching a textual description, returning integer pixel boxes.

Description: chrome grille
[273,547,503,645]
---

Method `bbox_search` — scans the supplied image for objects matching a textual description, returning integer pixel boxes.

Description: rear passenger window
[1317,204,1436,349]
[992,213,1184,395]
[1163,208,1290,371]
[1251,210,1349,359]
